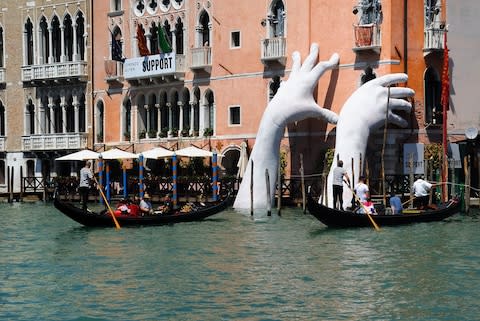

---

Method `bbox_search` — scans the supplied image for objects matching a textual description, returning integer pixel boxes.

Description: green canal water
[1,202,479,321]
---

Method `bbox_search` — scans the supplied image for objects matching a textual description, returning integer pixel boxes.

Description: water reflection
[0,203,479,320]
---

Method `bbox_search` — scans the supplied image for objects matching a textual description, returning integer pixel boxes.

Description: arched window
[199,11,210,46]
[26,99,35,135]
[0,101,5,136]
[356,0,382,25]
[149,22,159,55]
[66,96,74,132]
[181,89,190,134]
[0,26,4,68]
[425,0,440,27]
[0,160,5,185]
[193,88,200,135]
[361,66,376,85]
[424,67,442,125]
[175,18,184,54]
[64,14,74,61]
[51,16,61,62]
[96,100,104,142]
[39,16,49,64]
[148,94,158,134]
[205,90,214,134]
[25,18,34,65]
[123,99,131,140]
[76,12,85,60]
[268,0,285,38]
[79,94,86,132]
[159,92,169,134]
[53,96,62,133]
[172,92,180,134]
[269,76,281,101]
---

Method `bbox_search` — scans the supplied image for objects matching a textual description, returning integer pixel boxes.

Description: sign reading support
[403,143,425,175]
[124,53,176,79]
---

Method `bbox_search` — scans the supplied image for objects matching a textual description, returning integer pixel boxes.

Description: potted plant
[203,127,213,137]
[148,129,157,138]
[123,131,130,141]
[159,127,168,138]
[97,132,103,143]
[139,130,146,139]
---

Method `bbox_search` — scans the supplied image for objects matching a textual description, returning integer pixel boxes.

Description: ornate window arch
[424,67,442,125]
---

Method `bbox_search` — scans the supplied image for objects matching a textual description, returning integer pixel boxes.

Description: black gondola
[54,191,233,227]
[307,194,461,228]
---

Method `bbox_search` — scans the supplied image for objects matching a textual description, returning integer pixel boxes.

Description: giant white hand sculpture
[326,74,415,209]
[233,44,340,210]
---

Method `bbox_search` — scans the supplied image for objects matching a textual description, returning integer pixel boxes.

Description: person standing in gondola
[332,160,350,210]
[79,161,93,211]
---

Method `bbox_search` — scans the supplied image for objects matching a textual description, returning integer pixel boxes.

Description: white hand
[234,44,340,210]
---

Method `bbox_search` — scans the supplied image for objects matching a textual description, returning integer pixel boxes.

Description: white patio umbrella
[175,146,214,158]
[139,147,175,159]
[55,149,100,161]
[100,148,138,160]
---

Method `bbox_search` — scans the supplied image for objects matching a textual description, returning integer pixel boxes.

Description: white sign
[124,53,176,79]
[403,143,425,175]
[448,143,462,169]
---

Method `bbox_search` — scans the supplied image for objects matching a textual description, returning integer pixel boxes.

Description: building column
[146,32,152,53]
[37,29,44,64]
[72,22,78,61]
[38,99,46,134]
[61,102,67,133]
[155,103,161,136]
[22,30,28,65]
[167,102,173,137]
[171,26,177,52]
[199,103,206,137]
[48,26,54,63]
[60,25,66,62]
[74,101,80,133]
[178,101,184,136]
[132,104,138,141]
[144,104,150,135]
[48,103,54,134]
[189,102,195,136]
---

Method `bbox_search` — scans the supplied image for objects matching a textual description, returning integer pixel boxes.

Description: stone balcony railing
[0,136,5,151]
[21,61,88,82]
[353,24,382,53]
[190,47,212,71]
[424,24,447,52]
[22,133,88,151]
[260,37,286,64]
[0,67,5,83]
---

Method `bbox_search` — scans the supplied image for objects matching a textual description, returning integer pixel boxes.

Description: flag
[440,33,449,111]
[440,31,449,202]
[158,26,172,53]
[136,24,150,56]
[111,30,124,62]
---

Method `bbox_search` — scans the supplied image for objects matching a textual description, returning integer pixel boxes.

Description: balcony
[22,133,88,151]
[261,37,286,65]
[124,53,185,84]
[190,47,212,72]
[424,23,447,55]
[0,67,5,84]
[0,137,5,152]
[353,24,381,54]
[104,60,124,82]
[21,61,88,84]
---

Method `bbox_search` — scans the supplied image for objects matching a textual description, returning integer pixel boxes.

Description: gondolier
[332,160,350,210]
[79,161,93,211]
[412,176,433,209]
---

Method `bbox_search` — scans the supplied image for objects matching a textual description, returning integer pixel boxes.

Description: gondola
[307,194,461,228]
[54,191,233,227]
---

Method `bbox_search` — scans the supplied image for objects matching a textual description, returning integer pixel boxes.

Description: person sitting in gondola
[114,199,131,216]
[139,193,153,215]
[156,193,172,214]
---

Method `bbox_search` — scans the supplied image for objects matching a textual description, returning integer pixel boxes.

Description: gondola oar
[93,175,121,229]
[345,180,380,231]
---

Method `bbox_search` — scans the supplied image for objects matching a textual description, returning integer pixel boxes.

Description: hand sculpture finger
[367,73,409,88]
[291,51,302,73]
[311,53,340,80]
[300,43,320,72]
[389,87,415,99]
[388,98,412,112]
[388,112,409,128]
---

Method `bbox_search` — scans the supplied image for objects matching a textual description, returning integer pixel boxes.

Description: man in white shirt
[412,176,433,209]
[332,160,350,210]
[79,161,93,211]
[354,176,369,205]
